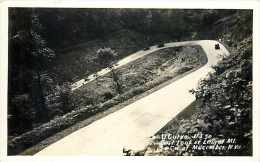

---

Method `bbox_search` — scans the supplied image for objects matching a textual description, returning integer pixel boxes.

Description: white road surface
[36,40,229,155]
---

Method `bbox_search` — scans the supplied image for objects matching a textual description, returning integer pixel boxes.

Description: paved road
[36,40,229,155]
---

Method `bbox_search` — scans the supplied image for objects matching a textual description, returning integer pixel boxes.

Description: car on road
[215,43,220,50]
[158,43,165,48]
[143,47,150,51]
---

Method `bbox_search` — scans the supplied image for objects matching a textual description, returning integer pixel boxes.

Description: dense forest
[8,8,252,155]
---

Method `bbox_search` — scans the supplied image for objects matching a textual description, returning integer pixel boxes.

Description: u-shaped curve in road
[36,40,230,155]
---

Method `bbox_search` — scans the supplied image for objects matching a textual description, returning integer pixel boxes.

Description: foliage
[189,39,252,156]
[9,9,56,132]
[96,47,118,68]
[95,47,123,94]
[137,38,252,156]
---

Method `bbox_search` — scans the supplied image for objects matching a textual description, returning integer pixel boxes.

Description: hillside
[52,29,152,83]
[126,10,253,156]
[8,8,252,155]
[9,44,207,155]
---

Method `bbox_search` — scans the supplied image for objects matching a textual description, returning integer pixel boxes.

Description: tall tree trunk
[33,71,49,123]
[111,68,122,94]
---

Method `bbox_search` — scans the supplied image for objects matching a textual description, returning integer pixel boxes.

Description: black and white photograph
[0,0,259,160]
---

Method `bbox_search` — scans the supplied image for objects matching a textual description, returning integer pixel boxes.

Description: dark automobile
[158,43,165,48]
[143,47,150,51]
[215,43,220,50]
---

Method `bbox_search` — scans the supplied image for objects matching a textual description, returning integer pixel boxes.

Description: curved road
[37,40,229,155]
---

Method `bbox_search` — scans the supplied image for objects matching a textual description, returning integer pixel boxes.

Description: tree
[96,47,123,94]
[59,82,73,113]
[9,8,56,127]
[30,10,55,123]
